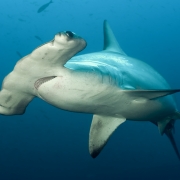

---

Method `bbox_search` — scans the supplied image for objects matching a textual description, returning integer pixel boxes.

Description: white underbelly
[37,75,175,122]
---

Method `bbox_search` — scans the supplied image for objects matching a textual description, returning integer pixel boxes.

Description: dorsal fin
[103,20,127,55]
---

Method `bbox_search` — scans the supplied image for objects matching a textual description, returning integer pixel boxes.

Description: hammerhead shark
[0,21,180,159]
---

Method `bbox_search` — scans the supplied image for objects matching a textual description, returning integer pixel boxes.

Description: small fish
[16,51,22,58]
[35,35,43,42]
[37,0,53,13]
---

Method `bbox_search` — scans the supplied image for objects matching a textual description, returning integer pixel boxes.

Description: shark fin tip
[90,150,100,158]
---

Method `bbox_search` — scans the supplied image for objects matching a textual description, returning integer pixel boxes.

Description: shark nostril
[66,31,74,38]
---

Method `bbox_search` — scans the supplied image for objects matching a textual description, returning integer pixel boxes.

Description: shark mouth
[34,76,56,90]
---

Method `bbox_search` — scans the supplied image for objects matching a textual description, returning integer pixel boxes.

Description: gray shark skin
[0,21,180,160]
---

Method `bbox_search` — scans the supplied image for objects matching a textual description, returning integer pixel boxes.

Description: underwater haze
[0,0,180,179]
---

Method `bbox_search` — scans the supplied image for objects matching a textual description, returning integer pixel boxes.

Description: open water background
[0,0,180,179]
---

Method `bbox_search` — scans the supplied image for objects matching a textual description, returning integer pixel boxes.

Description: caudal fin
[164,126,180,160]
[151,120,180,160]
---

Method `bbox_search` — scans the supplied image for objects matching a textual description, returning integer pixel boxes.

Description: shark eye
[66,31,74,38]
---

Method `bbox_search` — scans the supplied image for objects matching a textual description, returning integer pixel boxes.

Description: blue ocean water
[0,0,180,179]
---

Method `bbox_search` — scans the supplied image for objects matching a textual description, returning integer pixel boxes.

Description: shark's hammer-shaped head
[0,31,86,115]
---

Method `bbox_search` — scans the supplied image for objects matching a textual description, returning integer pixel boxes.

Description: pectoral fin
[89,114,126,158]
[125,89,180,100]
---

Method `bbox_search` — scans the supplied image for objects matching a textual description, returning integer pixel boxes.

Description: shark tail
[164,124,180,160]
[151,115,180,161]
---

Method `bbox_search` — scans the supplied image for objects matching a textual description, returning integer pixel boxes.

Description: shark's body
[0,21,180,159]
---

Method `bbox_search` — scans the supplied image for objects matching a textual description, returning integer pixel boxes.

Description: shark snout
[65,31,83,40]
[57,31,75,41]
[57,31,82,41]
[65,31,75,38]
[54,31,86,50]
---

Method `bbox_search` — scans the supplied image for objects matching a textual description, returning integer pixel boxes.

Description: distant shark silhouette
[0,21,180,160]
